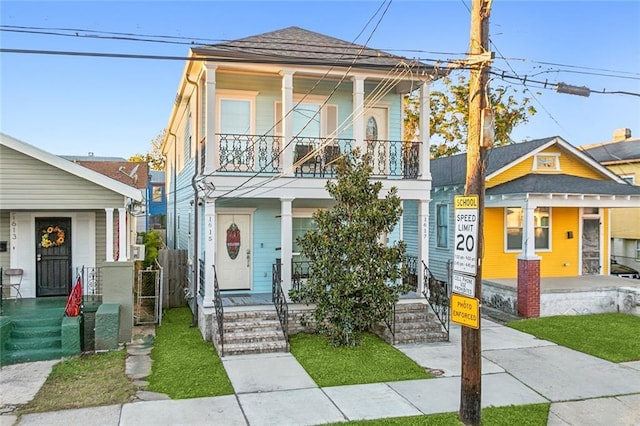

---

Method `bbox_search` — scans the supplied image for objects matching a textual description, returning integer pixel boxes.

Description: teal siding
[251,200,282,293]
[429,189,459,281]
[403,200,418,257]
[175,158,195,251]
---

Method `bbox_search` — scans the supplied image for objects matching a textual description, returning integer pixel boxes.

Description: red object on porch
[65,274,83,317]
[517,258,540,318]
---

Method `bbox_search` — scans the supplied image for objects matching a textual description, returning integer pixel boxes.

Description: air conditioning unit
[131,244,146,261]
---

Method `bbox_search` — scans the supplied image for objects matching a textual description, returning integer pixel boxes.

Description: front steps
[376,301,449,345]
[1,306,66,366]
[218,309,288,356]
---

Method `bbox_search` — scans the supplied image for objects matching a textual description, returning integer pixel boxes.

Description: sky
[1,1,639,159]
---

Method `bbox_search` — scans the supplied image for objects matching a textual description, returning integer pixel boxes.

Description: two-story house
[582,128,640,272]
[162,27,444,352]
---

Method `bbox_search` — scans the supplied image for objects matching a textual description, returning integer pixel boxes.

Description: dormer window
[533,153,560,171]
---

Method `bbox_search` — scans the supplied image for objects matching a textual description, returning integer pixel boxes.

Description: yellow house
[581,128,640,273]
[430,136,640,317]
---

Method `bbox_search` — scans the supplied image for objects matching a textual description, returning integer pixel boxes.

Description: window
[436,204,448,248]
[220,99,251,134]
[533,154,560,171]
[636,241,640,261]
[621,174,635,185]
[275,99,338,138]
[505,207,551,251]
[152,186,163,202]
[293,217,317,262]
[184,107,192,160]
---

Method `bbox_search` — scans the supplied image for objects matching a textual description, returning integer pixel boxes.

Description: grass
[330,403,550,425]
[290,332,431,387]
[17,350,136,414]
[146,307,234,398]
[508,312,640,363]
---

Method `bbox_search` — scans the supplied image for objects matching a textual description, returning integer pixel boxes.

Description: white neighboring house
[0,133,143,299]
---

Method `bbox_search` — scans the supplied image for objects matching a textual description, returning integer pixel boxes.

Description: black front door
[36,217,72,297]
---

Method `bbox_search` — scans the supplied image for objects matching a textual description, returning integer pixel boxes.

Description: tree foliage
[404,74,538,158]
[129,130,166,171]
[289,151,410,346]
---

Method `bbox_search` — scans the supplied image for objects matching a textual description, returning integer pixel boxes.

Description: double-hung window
[436,204,448,248]
[506,207,550,251]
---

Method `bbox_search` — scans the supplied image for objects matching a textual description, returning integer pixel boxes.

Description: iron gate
[134,260,164,325]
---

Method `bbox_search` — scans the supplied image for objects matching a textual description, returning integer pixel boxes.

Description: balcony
[216,134,421,179]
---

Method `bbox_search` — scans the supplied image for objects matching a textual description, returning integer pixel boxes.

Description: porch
[482,275,640,317]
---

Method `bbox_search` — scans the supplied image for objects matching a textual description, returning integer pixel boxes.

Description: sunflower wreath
[41,226,65,248]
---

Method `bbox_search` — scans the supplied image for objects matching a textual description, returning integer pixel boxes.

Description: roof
[0,133,143,201]
[76,161,149,190]
[486,174,640,197]
[61,154,127,162]
[431,137,557,186]
[581,139,640,164]
[192,26,435,73]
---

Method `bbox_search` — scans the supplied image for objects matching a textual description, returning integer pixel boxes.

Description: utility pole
[459,0,492,425]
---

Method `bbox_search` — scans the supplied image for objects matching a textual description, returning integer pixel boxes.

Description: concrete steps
[1,308,65,366]
[376,302,449,345]
[219,309,288,356]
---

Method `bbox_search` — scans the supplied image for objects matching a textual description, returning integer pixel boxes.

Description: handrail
[422,260,451,335]
[212,265,224,357]
[272,263,289,351]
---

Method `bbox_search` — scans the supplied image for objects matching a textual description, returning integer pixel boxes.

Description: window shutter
[325,104,338,138]
[275,102,283,136]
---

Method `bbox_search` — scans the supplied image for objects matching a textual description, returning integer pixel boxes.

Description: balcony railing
[215,134,421,179]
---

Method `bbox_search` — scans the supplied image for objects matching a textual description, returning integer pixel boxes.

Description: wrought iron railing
[291,260,312,293]
[403,255,418,292]
[422,260,450,335]
[198,259,205,298]
[76,265,102,306]
[212,265,224,357]
[292,137,354,177]
[366,140,420,178]
[272,262,289,351]
[217,133,281,173]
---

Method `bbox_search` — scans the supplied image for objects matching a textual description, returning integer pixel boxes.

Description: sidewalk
[2,318,639,425]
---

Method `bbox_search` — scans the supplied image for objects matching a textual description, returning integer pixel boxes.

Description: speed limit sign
[453,195,479,276]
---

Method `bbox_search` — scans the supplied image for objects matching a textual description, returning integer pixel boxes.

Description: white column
[419,81,431,179]
[280,198,293,299]
[518,201,540,260]
[281,70,294,176]
[117,208,127,261]
[418,199,430,294]
[352,76,365,152]
[203,202,216,307]
[105,208,114,262]
[205,63,217,172]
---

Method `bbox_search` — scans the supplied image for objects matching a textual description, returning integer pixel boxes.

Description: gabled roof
[0,133,143,201]
[431,136,624,187]
[581,139,640,164]
[486,174,640,197]
[192,26,435,72]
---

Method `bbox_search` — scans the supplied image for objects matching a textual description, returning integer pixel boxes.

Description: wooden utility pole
[459,0,492,425]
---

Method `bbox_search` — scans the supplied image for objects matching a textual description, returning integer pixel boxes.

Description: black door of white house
[36,217,72,297]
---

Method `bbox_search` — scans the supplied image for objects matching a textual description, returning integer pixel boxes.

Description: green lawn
[290,332,431,387]
[508,312,640,363]
[332,403,550,425]
[147,307,234,398]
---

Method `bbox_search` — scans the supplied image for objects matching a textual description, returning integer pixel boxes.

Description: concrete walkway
[2,318,639,425]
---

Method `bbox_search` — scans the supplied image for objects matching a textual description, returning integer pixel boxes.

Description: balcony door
[219,95,254,171]
[365,107,388,175]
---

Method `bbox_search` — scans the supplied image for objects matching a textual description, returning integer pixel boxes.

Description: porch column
[352,76,365,152]
[517,202,541,317]
[281,70,294,176]
[105,208,114,262]
[280,198,293,299]
[117,207,127,261]
[419,81,431,179]
[203,202,216,308]
[205,63,217,171]
[418,199,430,294]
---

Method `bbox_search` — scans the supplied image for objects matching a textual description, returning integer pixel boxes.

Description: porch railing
[272,262,289,351]
[291,260,312,293]
[422,260,451,335]
[292,137,354,178]
[198,259,205,298]
[403,255,418,292]
[212,265,224,357]
[366,140,420,178]
[76,265,102,307]
[218,133,281,173]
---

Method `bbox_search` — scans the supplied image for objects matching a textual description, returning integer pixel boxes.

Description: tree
[129,130,166,170]
[289,151,410,346]
[404,74,537,158]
